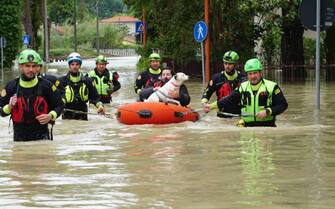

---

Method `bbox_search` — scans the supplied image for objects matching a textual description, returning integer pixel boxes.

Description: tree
[86,0,125,19]
[280,0,306,80]
[22,0,43,50]
[48,0,74,24]
[325,25,335,81]
[0,0,21,68]
[210,0,256,70]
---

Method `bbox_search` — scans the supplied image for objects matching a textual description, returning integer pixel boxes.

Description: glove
[106,88,114,95]
[112,72,119,81]
[236,119,245,127]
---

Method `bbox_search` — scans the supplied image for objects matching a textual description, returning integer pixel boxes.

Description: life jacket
[88,69,111,96]
[145,76,161,88]
[216,71,243,100]
[152,80,165,88]
[64,74,89,104]
[239,79,276,123]
[144,68,161,88]
[217,82,233,100]
[12,79,48,124]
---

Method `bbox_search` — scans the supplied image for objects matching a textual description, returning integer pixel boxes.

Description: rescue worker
[87,55,120,104]
[139,67,191,106]
[36,54,62,89]
[134,52,162,100]
[201,50,246,117]
[59,52,104,120]
[0,49,63,141]
[203,58,288,127]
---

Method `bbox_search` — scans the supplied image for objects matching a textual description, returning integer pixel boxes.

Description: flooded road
[1,57,335,208]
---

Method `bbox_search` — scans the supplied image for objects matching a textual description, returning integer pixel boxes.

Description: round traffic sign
[193,21,208,43]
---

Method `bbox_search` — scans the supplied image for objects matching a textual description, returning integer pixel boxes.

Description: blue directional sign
[193,21,208,42]
[0,37,6,48]
[135,21,144,33]
[23,35,30,45]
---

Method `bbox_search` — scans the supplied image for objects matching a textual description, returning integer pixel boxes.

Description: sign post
[23,35,30,47]
[0,36,6,82]
[193,21,208,83]
[135,21,145,44]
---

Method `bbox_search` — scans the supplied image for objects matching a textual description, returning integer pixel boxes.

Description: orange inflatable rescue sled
[116,102,200,125]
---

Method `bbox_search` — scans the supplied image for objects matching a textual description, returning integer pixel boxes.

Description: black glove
[112,72,119,81]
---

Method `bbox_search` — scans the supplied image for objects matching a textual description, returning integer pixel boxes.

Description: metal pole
[201,42,205,83]
[204,0,210,82]
[96,0,100,55]
[142,7,147,49]
[74,0,77,52]
[316,0,321,112]
[44,0,49,64]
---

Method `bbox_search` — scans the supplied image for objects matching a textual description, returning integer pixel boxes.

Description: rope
[63,108,113,119]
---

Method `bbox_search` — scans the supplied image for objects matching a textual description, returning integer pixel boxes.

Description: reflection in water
[238,131,276,206]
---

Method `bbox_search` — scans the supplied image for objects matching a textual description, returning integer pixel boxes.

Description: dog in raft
[145,72,189,106]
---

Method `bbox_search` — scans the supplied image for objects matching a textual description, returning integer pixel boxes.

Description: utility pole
[74,0,77,52]
[142,7,147,49]
[96,0,100,55]
[204,0,210,82]
[316,0,321,112]
[43,0,50,64]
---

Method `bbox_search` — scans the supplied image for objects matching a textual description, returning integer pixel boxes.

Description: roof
[100,15,140,24]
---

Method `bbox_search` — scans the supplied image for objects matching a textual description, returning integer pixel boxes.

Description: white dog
[145,72,189,105]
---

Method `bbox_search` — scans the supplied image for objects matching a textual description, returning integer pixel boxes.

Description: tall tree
[210,0,256,71]
[0,0,21,68]
[280,0,306,80]
[22,0,43,50]
[325,25,335,81]
[48,0,74,24]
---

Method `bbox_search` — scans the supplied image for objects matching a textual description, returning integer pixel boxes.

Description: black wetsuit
[0,76,63,141]
[59,72,101,120]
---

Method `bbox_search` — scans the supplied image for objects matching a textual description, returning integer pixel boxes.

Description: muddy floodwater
[1,57,335,208]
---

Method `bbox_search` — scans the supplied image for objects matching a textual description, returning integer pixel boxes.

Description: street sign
[135,21,145,33]
[193,21,208,43]
[0,37,6,48]
[23,35,30,45]
[299,0,335,31]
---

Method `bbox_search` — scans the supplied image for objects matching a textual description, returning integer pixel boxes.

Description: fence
[100,48,137,57]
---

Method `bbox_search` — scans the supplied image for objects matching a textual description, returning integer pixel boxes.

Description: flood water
[1,57,335,209]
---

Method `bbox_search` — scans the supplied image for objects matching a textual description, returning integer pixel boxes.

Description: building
[100,15,140,36]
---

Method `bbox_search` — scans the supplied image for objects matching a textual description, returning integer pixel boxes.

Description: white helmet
[67,52,82,65]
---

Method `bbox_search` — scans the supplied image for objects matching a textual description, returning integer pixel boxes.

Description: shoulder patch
[137,75,141,80]
[1,89,6,97]
[209,80,213,86]
[274,88,281,95]
[52,85,57,92]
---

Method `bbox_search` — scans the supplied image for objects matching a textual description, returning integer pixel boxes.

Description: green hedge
[0,0,21,69]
